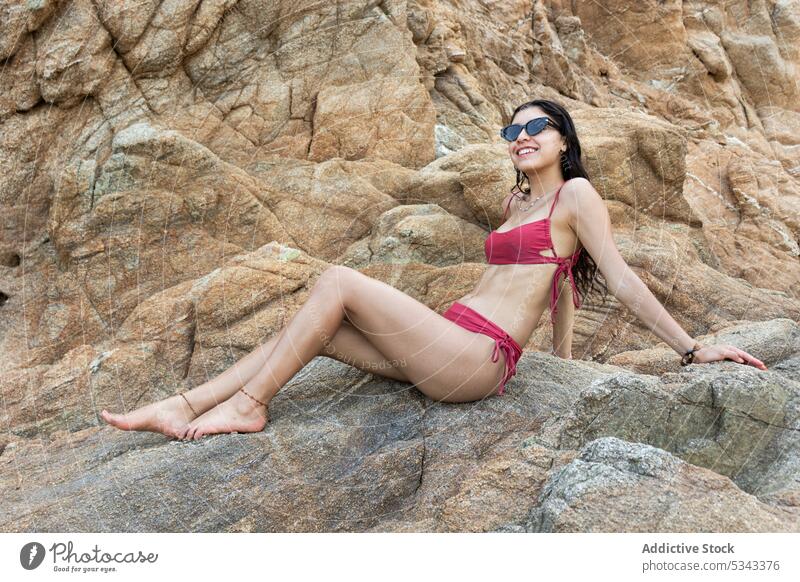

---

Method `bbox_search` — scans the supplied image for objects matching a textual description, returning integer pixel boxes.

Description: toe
[102,411,123,428]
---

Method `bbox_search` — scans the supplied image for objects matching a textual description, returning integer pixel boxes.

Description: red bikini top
[484,183,583,323]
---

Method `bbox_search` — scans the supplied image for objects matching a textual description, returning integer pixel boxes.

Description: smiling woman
[100,98,768,442]
[500,101,608,313]
[495,100,767,369]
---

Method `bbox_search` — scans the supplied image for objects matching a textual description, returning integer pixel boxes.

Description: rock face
[521,437,800,533]
[1,0,799,532]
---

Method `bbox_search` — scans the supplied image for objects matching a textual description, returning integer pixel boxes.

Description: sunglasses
[500,117,560,142]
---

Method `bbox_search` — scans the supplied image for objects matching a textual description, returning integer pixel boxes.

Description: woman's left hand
[692,344,767,370]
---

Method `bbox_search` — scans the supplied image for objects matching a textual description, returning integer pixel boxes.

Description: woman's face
[507,107,565,175]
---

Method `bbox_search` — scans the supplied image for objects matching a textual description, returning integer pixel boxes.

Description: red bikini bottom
[441,301,523,395]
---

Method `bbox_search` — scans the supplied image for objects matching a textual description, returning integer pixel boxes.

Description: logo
[18,539,159,573]
[20,542,46,570]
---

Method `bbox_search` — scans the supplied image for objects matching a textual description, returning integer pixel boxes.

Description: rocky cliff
[1,0,799,532]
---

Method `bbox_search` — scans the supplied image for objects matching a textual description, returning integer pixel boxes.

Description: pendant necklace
[515,183,564,213]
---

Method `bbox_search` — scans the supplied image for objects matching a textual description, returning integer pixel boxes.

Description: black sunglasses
[500,117,560,142]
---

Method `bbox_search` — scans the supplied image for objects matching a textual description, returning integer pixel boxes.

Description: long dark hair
[507,99,608,307]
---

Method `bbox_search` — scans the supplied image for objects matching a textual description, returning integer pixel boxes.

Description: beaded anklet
[240,387,268,408]
[179,392,198,416]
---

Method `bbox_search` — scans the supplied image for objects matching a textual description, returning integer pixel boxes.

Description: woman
[101,99,767,441]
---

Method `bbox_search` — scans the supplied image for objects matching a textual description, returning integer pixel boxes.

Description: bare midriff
[453,261,572,348]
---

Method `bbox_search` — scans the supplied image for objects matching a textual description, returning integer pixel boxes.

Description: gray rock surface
[523,437,800,532]
[3,327,800,532]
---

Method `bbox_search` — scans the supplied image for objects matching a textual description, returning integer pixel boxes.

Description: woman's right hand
[692,344,767,370]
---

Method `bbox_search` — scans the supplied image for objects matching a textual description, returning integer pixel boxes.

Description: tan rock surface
[1,0,798,532]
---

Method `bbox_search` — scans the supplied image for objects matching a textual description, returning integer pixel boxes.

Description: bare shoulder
[562,177,603,209]
[562,177,596,198]
[560,178,605,229]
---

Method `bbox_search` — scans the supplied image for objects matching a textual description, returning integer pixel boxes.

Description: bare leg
[101,313,409,439]
[181,270,355,439]
[183,266,505,440]
[99,327,286,438]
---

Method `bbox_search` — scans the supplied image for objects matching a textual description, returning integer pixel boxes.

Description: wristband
[680,342,703,366]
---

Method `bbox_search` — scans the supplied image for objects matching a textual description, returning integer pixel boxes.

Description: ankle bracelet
[179,392,198,416]
[240,387,268,407]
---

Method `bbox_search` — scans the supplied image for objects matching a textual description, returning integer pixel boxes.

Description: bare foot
[100,394,199,439]
[182,389,269,441]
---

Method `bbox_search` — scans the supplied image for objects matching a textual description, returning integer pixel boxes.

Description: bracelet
[680,342,703,366]
[240,386,268,407]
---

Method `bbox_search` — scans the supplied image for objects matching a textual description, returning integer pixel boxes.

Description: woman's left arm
[552,276,576,359]
[568,179,767,370]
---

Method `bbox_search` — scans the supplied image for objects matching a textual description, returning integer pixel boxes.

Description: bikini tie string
[491,335,522,395]
[549,251,583,324]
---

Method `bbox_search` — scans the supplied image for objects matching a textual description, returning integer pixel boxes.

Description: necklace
[514,183,564,213]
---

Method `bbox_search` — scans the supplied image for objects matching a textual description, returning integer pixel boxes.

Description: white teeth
[518,148,538,156]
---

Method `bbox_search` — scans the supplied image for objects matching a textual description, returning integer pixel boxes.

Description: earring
[560,150,571,171]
